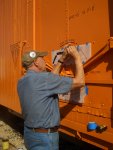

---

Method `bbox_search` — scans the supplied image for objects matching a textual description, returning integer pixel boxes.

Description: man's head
[22,50,48,71]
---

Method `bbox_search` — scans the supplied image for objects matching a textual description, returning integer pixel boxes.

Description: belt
[28,126,59,133]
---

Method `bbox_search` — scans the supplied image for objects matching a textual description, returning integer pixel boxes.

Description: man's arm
[52,50,67,74]
[66,46,85,89]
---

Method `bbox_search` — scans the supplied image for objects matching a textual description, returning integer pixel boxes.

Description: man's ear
[34,60,39,67]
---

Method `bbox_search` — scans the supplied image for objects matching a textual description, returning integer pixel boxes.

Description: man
[17,45,85,150]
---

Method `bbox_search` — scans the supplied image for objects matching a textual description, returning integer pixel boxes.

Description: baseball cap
[22,50,48,68]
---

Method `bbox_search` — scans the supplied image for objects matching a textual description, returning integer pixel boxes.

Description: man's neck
[28,66,40,72]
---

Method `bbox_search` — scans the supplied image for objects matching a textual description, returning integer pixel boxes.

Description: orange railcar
[0,0,113,149]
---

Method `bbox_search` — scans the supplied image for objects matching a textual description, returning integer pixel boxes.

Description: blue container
[87,122,97,130]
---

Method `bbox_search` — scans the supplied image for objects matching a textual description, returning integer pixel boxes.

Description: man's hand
[59,45,81,64]
[66,45,80,60]
[58,47,68,63]
[52,46,69,74]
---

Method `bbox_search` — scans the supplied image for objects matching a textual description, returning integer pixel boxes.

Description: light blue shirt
[17,70,72,128]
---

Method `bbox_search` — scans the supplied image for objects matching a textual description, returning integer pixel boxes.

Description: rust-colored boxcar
[0,0,113,149]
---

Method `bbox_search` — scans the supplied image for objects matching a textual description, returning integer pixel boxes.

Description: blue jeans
[24,126,59,150]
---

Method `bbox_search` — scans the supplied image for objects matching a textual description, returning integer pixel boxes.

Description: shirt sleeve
[46,72,72,95]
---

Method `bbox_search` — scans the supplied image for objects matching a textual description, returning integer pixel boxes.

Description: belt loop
[48,128,50,133]
[33,128,35,132]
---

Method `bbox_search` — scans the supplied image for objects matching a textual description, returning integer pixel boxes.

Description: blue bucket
[87,122,97,130]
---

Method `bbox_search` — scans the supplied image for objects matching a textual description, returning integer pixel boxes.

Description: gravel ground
[0,106,101,150]
[0,120,26,150]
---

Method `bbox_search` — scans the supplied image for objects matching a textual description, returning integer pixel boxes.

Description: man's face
[35,57,46,71]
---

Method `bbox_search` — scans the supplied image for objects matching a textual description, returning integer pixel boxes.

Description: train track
[0,106,101,150]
